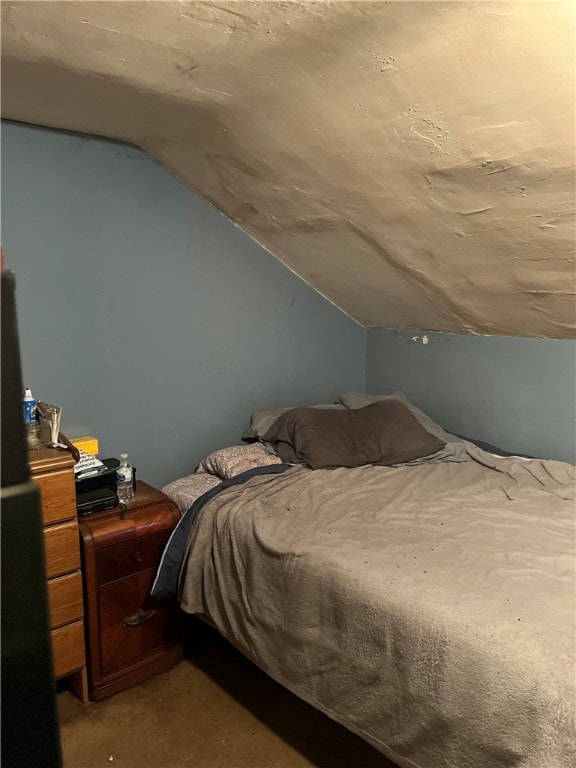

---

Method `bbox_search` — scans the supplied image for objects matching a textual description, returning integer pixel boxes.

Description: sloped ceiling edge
[2,0,575,338]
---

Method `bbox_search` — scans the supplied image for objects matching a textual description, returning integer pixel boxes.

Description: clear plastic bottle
[117,453,135,506]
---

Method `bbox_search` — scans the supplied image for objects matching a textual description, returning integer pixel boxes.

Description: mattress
[178,444,576,768]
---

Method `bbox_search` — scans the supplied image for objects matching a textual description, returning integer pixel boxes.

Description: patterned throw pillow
[201,443,282,480]
[162,472,222,514]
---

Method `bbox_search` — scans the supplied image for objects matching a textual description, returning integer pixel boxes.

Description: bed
[153,392,576,768]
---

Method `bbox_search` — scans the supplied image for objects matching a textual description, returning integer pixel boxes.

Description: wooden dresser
[79,482,183,701]
[29,448,88,702]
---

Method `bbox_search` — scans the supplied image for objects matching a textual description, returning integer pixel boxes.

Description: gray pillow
[243,404,346,440]
[338,391,469,464]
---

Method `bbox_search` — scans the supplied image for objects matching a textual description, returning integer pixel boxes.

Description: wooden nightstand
[29,448,89,703]
[78,482,184,701]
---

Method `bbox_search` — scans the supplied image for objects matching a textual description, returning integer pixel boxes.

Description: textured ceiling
[2,1,575,337]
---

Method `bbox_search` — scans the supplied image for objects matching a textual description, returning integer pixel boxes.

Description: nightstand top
[78,481,180,550]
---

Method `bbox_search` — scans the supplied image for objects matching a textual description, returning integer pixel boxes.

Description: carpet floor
[58,622,397,768]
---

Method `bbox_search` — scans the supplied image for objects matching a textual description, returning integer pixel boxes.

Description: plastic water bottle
[117,453,135,506]
[23,387,37,425]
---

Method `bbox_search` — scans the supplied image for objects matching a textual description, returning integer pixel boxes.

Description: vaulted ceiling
[2,1,575,337]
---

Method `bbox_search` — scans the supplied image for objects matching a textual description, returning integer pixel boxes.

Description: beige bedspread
[179,446,576,768]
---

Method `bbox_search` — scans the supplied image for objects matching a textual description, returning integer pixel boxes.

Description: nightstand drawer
[51,621,86,679]
[48,572,84,629]
[98,569,175,675]
[96,530,171,586]
[34,468,77,526]
[44,521,81,579]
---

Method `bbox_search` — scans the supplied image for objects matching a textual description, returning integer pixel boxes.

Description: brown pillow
[242,404,346,440]
[262,400,445,469]
[338,391,469,464]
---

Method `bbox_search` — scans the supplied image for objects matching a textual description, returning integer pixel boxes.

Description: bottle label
[23,401,37,425]
[118,468,133,483]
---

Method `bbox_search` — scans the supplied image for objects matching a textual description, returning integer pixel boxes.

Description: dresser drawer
[96,530,171,586]
[34,468,77,526]
[47,571,83,629]
[51,620,86,679]
[44,521,81,579]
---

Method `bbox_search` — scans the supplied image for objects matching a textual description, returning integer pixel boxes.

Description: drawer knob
[133,551,143,563]
[123,608,157,627]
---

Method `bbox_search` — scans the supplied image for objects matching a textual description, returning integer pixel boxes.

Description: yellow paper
[71,436,99,455]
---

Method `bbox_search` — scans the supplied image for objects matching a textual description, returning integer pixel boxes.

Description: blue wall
[366,329,576,464]
[3,121,574,483]
[2,121,365,487]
